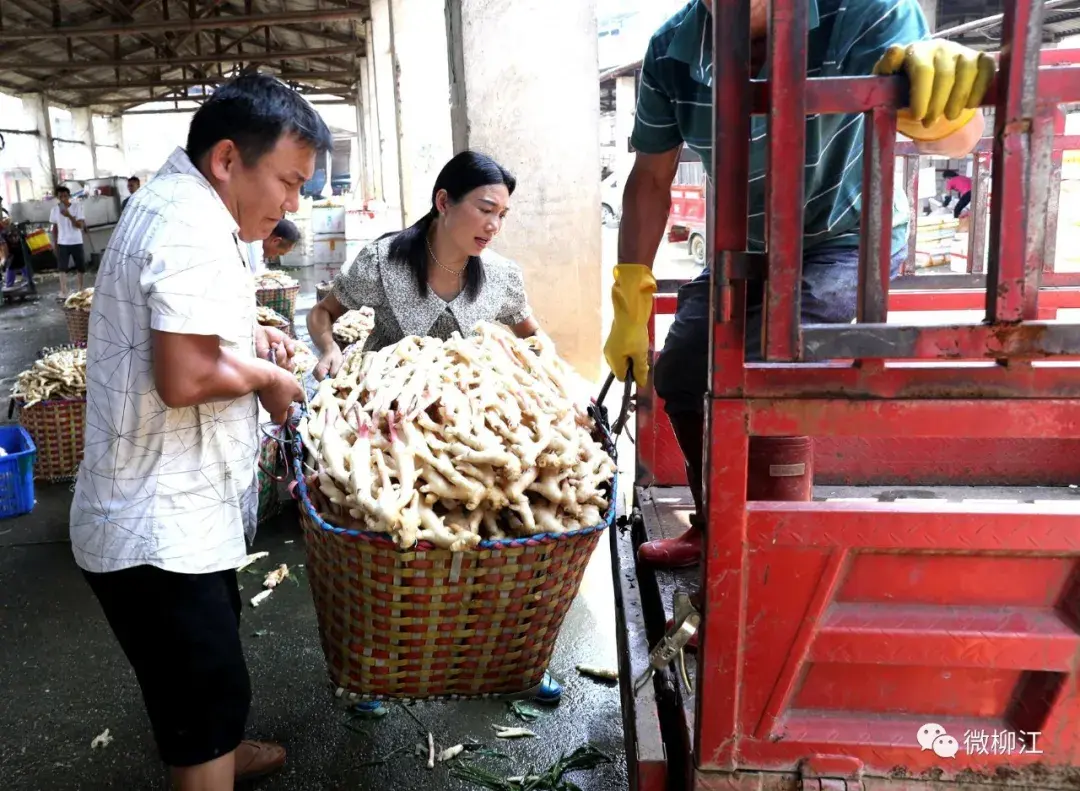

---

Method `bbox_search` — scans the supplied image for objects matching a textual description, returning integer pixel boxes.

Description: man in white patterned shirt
[70,74,330,789]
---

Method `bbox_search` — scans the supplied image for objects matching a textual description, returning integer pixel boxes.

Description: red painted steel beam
[746,398,1080,439]
[746,500,1080,551]
[749,67,1080,117]
[986,0,1044,322]
[762,0,808,361]
[739,363,1080,400]
[800,322,1080,361]
[858,107,897,323]
[811,604,1080,671]
[888,288,1080,312]
[697,0,753,772]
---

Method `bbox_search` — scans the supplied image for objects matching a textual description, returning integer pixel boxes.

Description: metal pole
[65,70,356,91]
[985,0,1046,322]
[0,8,364,41]
[763,0,808,360]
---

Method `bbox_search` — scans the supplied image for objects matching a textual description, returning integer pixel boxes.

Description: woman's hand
[256,324,296,372]
[314,345,343,381]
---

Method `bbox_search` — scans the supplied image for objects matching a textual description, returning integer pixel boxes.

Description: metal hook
[597,360,635,441]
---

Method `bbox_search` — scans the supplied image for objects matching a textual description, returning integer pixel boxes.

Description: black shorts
[56,243,86,272]
[82,565,251,767]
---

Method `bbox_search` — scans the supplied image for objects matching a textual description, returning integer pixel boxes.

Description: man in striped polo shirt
[604,0,994,568]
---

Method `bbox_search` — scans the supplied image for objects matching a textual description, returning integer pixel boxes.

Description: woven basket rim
[63,305,91,313]
[15,396,87,407]
[292,444,615,551]
[256,284,300,292]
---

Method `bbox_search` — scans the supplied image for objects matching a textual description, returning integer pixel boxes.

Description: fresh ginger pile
[291,339,319,379]
[333,307,376,346]
[255,270,298,289]
[256,305,289,329]
[13,348,87,407]
[299,322,615,550]
[63,288,94,311]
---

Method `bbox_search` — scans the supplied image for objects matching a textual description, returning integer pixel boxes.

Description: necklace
[427,237,466,278]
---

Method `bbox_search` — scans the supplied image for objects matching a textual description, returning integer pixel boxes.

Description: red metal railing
[658,0,1080,782]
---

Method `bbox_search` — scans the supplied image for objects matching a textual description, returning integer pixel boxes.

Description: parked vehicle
[601,172,622,227]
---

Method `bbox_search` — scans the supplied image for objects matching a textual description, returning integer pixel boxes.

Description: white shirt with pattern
[70,147,259,575]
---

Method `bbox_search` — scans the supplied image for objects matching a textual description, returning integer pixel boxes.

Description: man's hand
[313,345,343,381]
[603,264,657,388]
[255,324,296,372]
[874,40,995,141]
[259,366,305,425]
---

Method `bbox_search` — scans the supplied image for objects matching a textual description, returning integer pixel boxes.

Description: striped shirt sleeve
[630,48,684,155]
[841,0,930,76]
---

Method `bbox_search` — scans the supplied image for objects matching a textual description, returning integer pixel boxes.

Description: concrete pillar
[919,0,937,31]
[389,0,454,226]
[370,0,403,225]
[358,57,378,200]
[75,109,99,178]
[614,74,636,187]
[360,49,383,201]
[352,82,369,199]
[447,0,603,379]
[108,115,128,176]
[23,94,56,193]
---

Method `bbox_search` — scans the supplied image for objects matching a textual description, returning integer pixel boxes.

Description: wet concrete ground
[0,274,629,791]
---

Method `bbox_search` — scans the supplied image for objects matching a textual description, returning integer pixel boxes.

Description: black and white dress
[331,234,533,351]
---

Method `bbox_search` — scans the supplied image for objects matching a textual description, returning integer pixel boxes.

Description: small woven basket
[256,434,284,525]
[295,458,613,701]
[256,285,300,324]
[16,398,86,481]
[64,308,90,345]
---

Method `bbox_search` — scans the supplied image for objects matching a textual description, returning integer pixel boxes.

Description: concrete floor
[0,274,630,791]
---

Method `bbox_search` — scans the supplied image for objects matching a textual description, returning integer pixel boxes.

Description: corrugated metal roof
[0,0,366,112]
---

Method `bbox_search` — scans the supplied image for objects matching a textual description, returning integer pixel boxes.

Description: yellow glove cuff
[896,108,977,142]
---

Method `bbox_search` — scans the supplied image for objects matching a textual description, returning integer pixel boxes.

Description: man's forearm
[618,170,672,267]
[154,342,278,409]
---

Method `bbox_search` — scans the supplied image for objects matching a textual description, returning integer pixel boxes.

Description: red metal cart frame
[634,2,1080,788]
[637,45,1080,490]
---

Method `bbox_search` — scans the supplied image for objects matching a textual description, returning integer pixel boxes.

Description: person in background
[50,185,86,300]
[0,196,9,265]
[307,150,540,381]
[70,73,328,791]
[246,218,300,274]
[122,175,141,211]
[942,169,973,219]
[603,0,994,569]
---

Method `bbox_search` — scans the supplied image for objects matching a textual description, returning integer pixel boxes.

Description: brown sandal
[234,739,286,780]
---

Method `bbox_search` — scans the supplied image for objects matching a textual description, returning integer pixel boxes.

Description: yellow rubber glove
[873,40,995,142]
[603,264,657,388]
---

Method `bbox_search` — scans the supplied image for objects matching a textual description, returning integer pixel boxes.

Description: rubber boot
[637,411,706,569]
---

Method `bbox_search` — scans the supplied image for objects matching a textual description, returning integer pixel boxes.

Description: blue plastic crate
[0,425,36,518]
